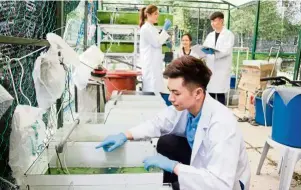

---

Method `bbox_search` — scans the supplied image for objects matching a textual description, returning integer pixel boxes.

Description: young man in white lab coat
[96,56,250,190]
[202,12,234,105]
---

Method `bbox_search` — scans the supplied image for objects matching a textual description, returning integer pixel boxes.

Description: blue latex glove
[201,48,214,55]
[166,40,172,49]
[163,19,172,31]
[95,133,127,152]
[143,154,178,173]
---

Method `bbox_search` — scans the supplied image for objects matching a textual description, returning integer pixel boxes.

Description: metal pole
[84,1,88,51]
[100,0,103,10]
[227,4,230,29]
[95,0,98,45]
[251,0,260,60]
[294,30,301,80]
[56,0,64,129]
[55,119,80,153]
[75,1,89,113]
[197,8,200,44]
[133,27,138,69]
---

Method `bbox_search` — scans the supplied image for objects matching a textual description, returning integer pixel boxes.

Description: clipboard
[200,45,220,52]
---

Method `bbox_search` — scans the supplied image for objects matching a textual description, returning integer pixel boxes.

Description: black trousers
[157,134,192,184]
[209,93,226,105]
[157,134,245,190]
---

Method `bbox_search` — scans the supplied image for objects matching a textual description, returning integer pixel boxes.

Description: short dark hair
[163,56,212,91]
[182,33,192,41]
[210,11,224,20]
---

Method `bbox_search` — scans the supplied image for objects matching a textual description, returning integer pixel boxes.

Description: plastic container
[160,93,172,106]
[272,92,301,148]
[104,70,141,100]
[230,76,236,89]
[255,97,273,126]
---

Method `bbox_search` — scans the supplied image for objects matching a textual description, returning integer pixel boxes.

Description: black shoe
[171,181,180,190]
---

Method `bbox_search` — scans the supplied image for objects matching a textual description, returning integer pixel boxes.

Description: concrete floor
[238,122,301,190]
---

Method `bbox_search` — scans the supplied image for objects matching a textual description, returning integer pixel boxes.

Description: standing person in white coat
[202,12,234,105]
[175,33,200,59]
[96,56,250,190]
[139,5,172,93]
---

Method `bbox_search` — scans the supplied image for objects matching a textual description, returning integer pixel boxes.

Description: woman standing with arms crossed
[139,5,172,93]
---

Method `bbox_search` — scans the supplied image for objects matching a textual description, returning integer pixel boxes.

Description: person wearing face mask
[138,4,172,93]
[96,56,250,190]
[201,12,234,105]
[175,34,199,59]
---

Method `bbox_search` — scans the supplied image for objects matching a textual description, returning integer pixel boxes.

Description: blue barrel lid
[274,86,301,105]
[262,87,301,108]
[261,87,301,126]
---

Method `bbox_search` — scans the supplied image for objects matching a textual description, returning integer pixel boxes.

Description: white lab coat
[203,27,234,93]
[129,94,250,190]
[174,47,200,59]
[139,22,170,93]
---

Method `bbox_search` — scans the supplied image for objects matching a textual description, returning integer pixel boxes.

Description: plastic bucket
[230,76,236,89]
[104,70,141,100]
[255,97,273,126]
[272,92,301,148]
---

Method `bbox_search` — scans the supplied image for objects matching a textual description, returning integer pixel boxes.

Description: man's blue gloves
[166,40,172,49]
[201,48,214,55]
[143,154,178,173]
[163,19,172,31]
[95,133,127,152]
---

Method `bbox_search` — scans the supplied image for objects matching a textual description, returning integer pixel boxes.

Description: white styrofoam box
[24,141,164,190]
[242,60,269,67]
[104,108,160,125]
[68,124,134,142]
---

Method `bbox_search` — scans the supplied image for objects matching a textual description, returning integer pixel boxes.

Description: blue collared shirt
[185,110,202,148]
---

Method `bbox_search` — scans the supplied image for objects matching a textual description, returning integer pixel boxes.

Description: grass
[46,167,161,175]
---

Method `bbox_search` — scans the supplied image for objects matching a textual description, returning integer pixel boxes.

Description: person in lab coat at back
[175,33,200,59]
[139,4,172,93]
[202,11,234,105]
[96,56,250,190]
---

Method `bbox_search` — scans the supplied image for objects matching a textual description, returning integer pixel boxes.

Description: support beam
[101,2,228,10]
[0,35,49,46]
[173,5,228,10]
[294,30,301,80]
[84,1,88,51]
[251,0,260,60]
[174,0,227,5]
[221,0,237,8]
[197,8,200,43]
[227,4,230,29]
[56,0,64,129]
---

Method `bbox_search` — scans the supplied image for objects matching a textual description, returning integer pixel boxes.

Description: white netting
[0,84,14,119]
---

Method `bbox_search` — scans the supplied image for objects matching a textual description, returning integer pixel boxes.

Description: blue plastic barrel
[272,92,301,148]
[255,97,273,126]
[160,93,172,106]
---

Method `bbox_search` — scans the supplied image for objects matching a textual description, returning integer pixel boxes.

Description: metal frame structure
[97,24,139,69]
[100,0,234,42]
